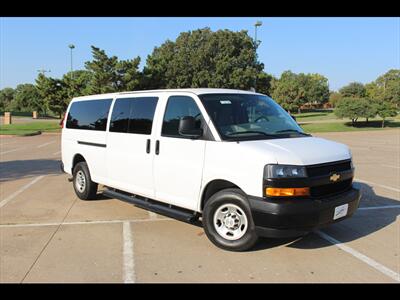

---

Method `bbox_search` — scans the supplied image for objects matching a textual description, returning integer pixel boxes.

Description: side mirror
[178,116,203,139]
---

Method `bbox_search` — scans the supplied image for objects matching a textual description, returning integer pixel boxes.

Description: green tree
[328,92,343,107]
[256,72,274,96]
[143,28,263,90]
[85,46,141,94]
[62,70,92,99]
[116,57,142,91]
[270,71,329,112]
[35,74,68,117]
[85,46,119,94]
[35,74,52,116]
[375,101,398,128]
[11,84,41,112]
[334,97,376,125]
[48,79,69,118]
[339,82,366,98]
[270,71,307,113]
[0,87,15,111]
[363,98,378,123]
[304,73,330,106]
[366,69,400,107]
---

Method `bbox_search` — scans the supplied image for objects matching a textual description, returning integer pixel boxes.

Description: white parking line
[123,221,135,283]
[0,147,24,155]
[148,211,158,219]
[37,141,56,148]
[315,230,400,282]
[358,205,400,211]
[355,178,400,193]
[0,176,45,209]
[53,150,61,156]
[381,164,400,170]
[0,141,17,146]
[0,217,171,228]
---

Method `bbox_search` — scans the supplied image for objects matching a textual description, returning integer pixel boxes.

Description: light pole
[253,21,262,91]
[68,44,75,80]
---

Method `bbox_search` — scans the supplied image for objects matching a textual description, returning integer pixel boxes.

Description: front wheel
[202,188,259,251]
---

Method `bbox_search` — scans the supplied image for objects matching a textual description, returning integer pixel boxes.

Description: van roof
[72,88,264,100]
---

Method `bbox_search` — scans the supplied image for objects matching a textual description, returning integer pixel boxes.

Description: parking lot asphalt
[0,130,399,283]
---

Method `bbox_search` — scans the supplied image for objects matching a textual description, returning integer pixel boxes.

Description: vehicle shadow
[0,159,62,182]
[250,182,400,252]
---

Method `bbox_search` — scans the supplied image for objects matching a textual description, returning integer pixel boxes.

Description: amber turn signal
[266,187,310,197]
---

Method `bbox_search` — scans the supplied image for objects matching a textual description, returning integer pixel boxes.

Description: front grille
[306,160,352,177]
[310,178,352,198]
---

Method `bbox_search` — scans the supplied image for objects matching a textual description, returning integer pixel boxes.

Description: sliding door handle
[146,139,151,154]
[155,140,160,155]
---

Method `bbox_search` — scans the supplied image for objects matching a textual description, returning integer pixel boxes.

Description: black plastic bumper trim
[248,187,361,238]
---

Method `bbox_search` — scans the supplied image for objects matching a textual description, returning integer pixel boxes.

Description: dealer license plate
[333,204,348,220]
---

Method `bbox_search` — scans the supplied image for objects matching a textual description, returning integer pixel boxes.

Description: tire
[72,162,98,200]
[202,188,259,251]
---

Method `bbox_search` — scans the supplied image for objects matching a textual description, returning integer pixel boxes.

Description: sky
[0,17,399,91]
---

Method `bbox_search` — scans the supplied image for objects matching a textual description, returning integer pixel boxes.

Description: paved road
[0,130,399,283]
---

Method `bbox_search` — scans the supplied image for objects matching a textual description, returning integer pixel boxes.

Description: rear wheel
[73,162,98,200]
[203,188,259,251]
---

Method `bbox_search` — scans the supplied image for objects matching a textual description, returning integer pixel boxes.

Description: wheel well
[72,154,86,172]
[201,180,240,210]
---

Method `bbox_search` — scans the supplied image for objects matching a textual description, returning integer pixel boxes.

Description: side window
[110,99,130,133]
[161,96,203,138]
[128,97,158,135]
[110,97,158,134]
[66,99,112,131]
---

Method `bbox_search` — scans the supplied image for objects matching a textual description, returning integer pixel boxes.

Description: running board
[102,189,198,223]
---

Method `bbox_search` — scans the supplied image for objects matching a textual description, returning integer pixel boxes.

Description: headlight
[265,164,307,179]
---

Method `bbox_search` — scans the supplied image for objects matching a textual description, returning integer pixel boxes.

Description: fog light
[266,187,310,197]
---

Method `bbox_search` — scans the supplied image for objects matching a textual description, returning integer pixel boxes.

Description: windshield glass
[199,93,308,141]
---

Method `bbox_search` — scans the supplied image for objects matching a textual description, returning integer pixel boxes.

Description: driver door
[152,95,207,211]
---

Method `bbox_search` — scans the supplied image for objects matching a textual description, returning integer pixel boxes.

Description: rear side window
[66,99,112,131]
[110,97,158,135]
[161,96,202,137]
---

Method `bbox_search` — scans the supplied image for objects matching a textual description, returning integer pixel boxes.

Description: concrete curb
[0,131,42,138]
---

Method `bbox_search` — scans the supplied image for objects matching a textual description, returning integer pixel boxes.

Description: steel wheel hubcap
[213,204,248,241]
[75,170,86,193]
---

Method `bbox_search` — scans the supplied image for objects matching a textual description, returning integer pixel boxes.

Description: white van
[61,89,360,251]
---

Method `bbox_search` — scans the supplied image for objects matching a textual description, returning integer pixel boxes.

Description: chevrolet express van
[61,89,361,251]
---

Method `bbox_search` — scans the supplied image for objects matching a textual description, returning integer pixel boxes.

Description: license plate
[333,204,348,220]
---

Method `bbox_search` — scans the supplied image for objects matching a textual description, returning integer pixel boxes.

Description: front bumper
[248,187,361,238]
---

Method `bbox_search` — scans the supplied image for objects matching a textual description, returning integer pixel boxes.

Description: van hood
[245,137,352,166]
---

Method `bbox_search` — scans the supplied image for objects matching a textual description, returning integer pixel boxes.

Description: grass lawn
[0,121,61,136]
[293,111,337,122]
[293,110,400,123]
[300,120,400,133]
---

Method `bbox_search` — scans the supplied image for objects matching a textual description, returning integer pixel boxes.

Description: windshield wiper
[226,131,278,138]
[275,129,311,136]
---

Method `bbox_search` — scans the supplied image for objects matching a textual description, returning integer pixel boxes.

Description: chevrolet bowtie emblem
[330,173,340,182]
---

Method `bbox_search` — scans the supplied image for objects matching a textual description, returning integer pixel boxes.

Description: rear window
[66,99,112,131]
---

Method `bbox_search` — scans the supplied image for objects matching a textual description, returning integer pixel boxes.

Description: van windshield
[199,93,309,141]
